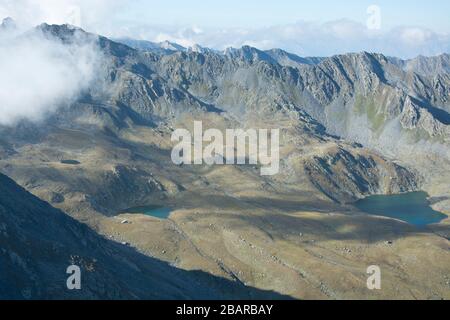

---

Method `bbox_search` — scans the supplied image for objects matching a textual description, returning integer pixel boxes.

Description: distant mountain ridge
[114,36,449,71]
[390,53,450,76]
[115,37,324,65]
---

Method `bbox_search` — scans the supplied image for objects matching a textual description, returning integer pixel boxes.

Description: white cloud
[0,27,102,125]
[399,27,433,45]
[0,0,124,30]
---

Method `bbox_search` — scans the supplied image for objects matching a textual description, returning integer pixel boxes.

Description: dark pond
[355,191,447,227]
[119,205,172,219]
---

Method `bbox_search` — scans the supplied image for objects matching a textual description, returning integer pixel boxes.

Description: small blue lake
[120,206,173,219]
[355,191,447,227]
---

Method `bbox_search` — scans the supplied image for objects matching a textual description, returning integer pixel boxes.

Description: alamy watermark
[66,265,81,290]
[366,265,381,290]
[367,5,382,30]
[65,5,82,26]
[171,121,280,176]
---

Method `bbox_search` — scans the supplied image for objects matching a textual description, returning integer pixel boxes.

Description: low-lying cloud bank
[0,25,102,125]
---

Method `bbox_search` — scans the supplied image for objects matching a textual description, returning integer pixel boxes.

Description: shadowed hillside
[0,173,292,300]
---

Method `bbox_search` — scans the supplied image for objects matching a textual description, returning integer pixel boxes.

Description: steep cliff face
[304,147,418,203]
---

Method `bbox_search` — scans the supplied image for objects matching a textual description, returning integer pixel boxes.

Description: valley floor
[1,117,449,300]
[94,185,450,300]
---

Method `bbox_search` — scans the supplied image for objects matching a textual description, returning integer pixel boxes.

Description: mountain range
[0,21,449,299]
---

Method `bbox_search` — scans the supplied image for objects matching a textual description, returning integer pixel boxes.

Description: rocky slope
[141,43,450,209]
[0,173,288,299]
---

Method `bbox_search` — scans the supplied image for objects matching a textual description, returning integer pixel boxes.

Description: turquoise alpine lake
[355,191,447,227]
[120,206,172,219]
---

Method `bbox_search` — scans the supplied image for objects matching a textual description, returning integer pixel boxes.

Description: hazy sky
[121,0,450,32]
[1,0,449,58]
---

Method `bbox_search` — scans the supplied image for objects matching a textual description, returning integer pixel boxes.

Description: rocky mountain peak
[264,48,324,67]
[0,17,16,31]
[188,44,214,54]
[36,23,88,43]
[224,45,278,65]
[159,40,186,51]
[405,53,450,76]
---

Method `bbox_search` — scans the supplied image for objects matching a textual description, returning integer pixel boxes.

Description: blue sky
[1,0,449,58]
[121,0,450,32]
